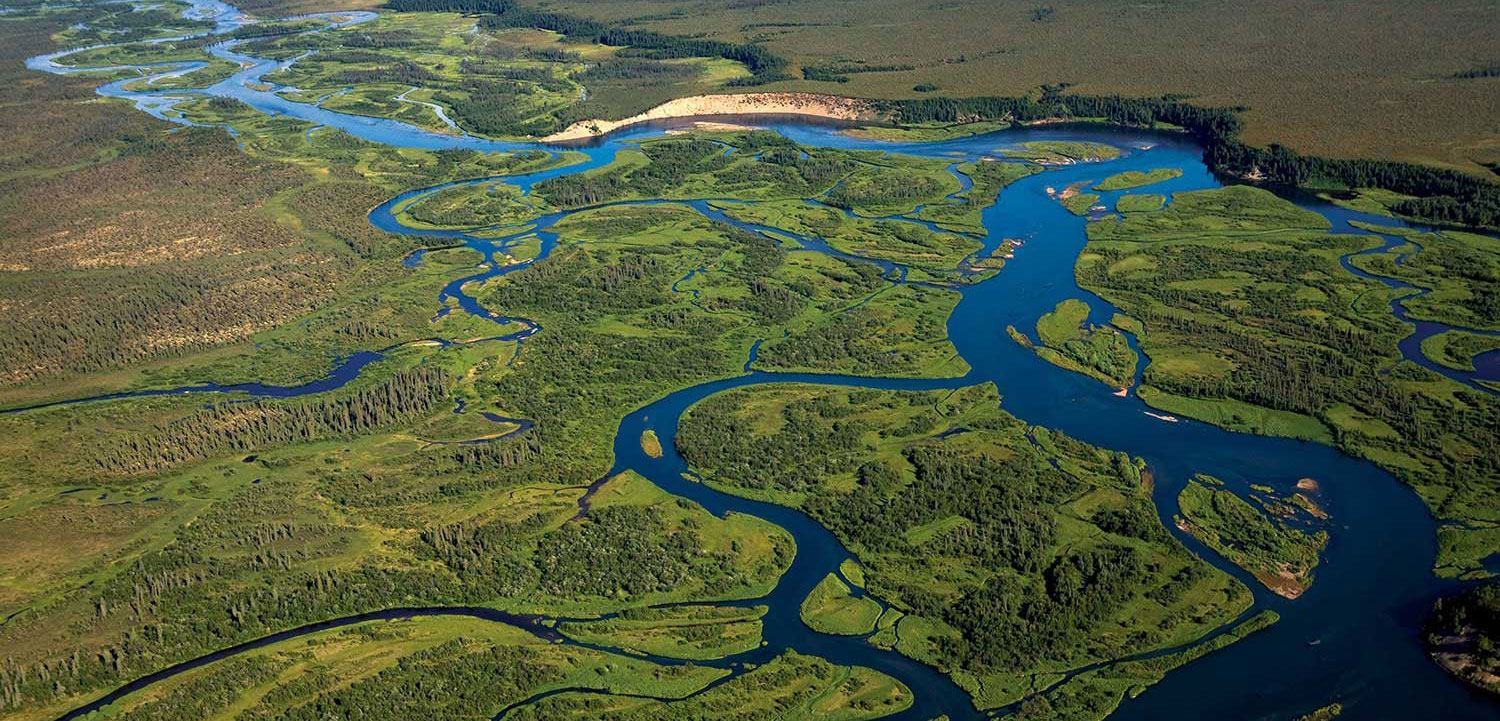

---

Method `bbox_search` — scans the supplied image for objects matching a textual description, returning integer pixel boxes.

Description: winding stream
[18,1,1500,719]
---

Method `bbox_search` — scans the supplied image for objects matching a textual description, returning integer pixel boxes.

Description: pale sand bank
[541,92,881,142]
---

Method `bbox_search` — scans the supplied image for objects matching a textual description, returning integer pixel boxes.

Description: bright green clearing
[1117,193,1167,213]
[801,573,884,636]
[1095,168,1183,191]
[559,605,766,660]
[998,141,1122,163]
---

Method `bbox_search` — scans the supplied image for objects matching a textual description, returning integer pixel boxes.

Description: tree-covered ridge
[99,364,453,476]
[676,383,1250,709]
[1073,185,1500,575]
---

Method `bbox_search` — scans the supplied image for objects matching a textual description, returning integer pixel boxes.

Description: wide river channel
[19,2,1500,719]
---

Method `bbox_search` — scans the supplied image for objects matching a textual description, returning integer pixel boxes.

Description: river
[18,1,1500,719]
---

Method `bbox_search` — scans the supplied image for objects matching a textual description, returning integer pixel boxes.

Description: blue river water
[19,1,1500,719]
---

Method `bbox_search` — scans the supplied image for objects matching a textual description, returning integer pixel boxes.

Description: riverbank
[1428,584,1500,696]
[541,92,882,142]
[1430,629,1500,693]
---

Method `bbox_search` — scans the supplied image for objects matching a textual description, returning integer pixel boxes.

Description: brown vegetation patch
[0,499,172,603]
[0,127,353,387]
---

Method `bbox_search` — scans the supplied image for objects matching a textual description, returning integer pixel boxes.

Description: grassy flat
[84,615,733,721]
[508,651,912,720]
[1135,386,1333,443]
[1062,192,1102,215]
[640,429,664,458]
[801,573,883,635]
[842,120,1012,143]
[1095,168,1183,191]
[998,141,1121,164]
[560,605,766,660]
[1116,193,1167,213]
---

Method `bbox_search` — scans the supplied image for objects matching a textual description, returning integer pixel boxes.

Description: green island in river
[1,0,1499,720]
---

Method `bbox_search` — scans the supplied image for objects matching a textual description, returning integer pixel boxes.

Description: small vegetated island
[1,0,1499,720]
[1094,168,1183,191]
[1175,475,1327,598]
[1008,298,1138,390]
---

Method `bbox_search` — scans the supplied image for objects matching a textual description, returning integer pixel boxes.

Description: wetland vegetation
[801,573,882,636]
[3,0,1500,719]
[0,8,1042,709]
[677,384,1252,709]
[1073,185,1500,576]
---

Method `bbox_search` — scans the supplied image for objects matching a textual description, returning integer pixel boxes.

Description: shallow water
[20,3,1500,719]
